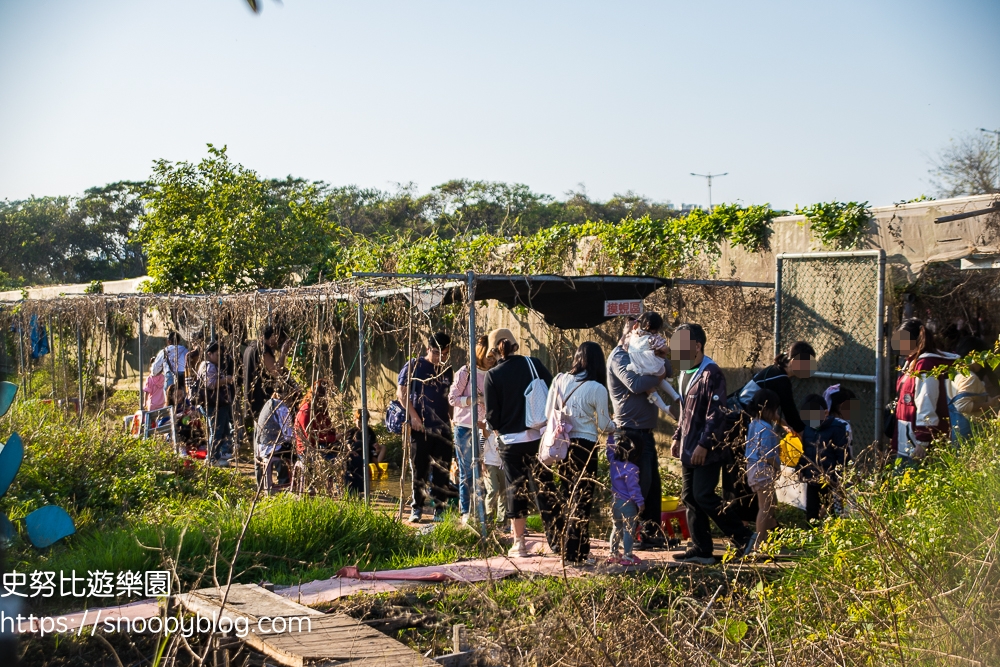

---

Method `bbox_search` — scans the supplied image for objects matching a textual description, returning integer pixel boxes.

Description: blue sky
[1,0,997,210]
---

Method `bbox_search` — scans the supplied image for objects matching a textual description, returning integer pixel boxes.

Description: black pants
[500,439,560,548]
[805,483,832,521]
[681,462,752,556]
[255,449,293,488]
[722,454,760,523]
[555,438,599,562]
[410,429,456,512]
[622,428,662,539]
[345,450,367,497]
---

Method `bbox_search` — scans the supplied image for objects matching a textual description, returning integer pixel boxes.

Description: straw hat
[488,328,516,351]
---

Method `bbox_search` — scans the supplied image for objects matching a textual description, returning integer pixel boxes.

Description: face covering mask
[808,419,822,429]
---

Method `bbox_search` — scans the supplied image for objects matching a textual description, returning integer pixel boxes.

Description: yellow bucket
[780,432,803,468]
[661,496,680,511]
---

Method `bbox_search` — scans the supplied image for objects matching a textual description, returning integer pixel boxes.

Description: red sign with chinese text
[603,300,644,317]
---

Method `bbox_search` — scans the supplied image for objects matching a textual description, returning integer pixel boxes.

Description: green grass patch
[0,400,247,528]
[2,400,495,613]
[22,496,486,599]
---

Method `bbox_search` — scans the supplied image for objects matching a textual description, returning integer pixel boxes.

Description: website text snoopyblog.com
[7,611,313,639]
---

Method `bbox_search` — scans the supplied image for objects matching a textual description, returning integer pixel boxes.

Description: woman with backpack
[543,341,612,564]
[152,331,188,407]
[737,341,817,435]
[722,340,817,521]
[891,319,958,462]
[483,328,557,558]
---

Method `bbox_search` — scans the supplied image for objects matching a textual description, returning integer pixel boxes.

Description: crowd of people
[395,313,999,565]
[135,311,998,565]
[136,325,386,495]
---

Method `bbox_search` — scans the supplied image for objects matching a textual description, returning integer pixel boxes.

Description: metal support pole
[137,309,144,413]
[467,271,486,529]
[76,324,84,425]
[773,257,783,359]
[357,299,371,504]
[874,250,887,448]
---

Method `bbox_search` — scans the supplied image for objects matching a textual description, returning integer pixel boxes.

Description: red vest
[893,353,953,446]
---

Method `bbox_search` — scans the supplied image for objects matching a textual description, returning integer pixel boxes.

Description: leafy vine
[797,201,872,249]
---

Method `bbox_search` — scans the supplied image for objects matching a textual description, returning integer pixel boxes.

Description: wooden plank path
[176,583,438,667]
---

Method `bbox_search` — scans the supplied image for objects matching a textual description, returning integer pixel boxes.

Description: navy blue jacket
[799,417,852,484]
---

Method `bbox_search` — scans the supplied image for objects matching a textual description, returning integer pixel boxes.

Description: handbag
[538,375,584,465]
[385,400,408,435]
[523,357,549,429]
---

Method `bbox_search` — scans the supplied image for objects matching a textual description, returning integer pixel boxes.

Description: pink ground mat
[276,536,684,607]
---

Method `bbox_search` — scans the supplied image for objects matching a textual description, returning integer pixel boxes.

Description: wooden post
[76,323,84,425]
[17,314,26,398]
[452,624,468,653]
[49,315,56,400]
[102,314,109,414]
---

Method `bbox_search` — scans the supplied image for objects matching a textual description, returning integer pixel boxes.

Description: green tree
[0,196,75,284]
[0,184,149,287]
[71,181,148,280]
[427,179,554,236]
[325,183,433,236]
[140,145,338,292]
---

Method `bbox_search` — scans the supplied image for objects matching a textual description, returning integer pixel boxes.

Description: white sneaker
[508,537,529,558]
[461,513,470,525]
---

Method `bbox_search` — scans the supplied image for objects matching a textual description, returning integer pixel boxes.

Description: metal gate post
[467,271,486,530]
[874,250,886,445]
[137,308,143,413]
[357,299,371,505]
[773,257,783,359]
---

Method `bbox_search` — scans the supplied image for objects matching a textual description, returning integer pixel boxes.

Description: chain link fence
[776,250,886,456]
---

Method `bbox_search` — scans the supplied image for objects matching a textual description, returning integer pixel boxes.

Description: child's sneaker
[605,554,623,565]
[619,554,642,567]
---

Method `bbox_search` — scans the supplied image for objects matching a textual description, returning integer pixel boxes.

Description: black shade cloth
[472,276,670,329]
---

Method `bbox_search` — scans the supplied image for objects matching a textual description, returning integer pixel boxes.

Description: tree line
[2,134,995,293]
[0,145,682,291]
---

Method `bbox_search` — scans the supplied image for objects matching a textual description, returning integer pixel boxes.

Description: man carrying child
[607,312,673,546]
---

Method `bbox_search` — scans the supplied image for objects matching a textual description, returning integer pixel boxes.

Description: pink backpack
[538,375,584,466]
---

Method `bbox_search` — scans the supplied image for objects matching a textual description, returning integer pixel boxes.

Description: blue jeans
[610,497,638,557]
[948,393,982,443]
[454,426,474,514]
